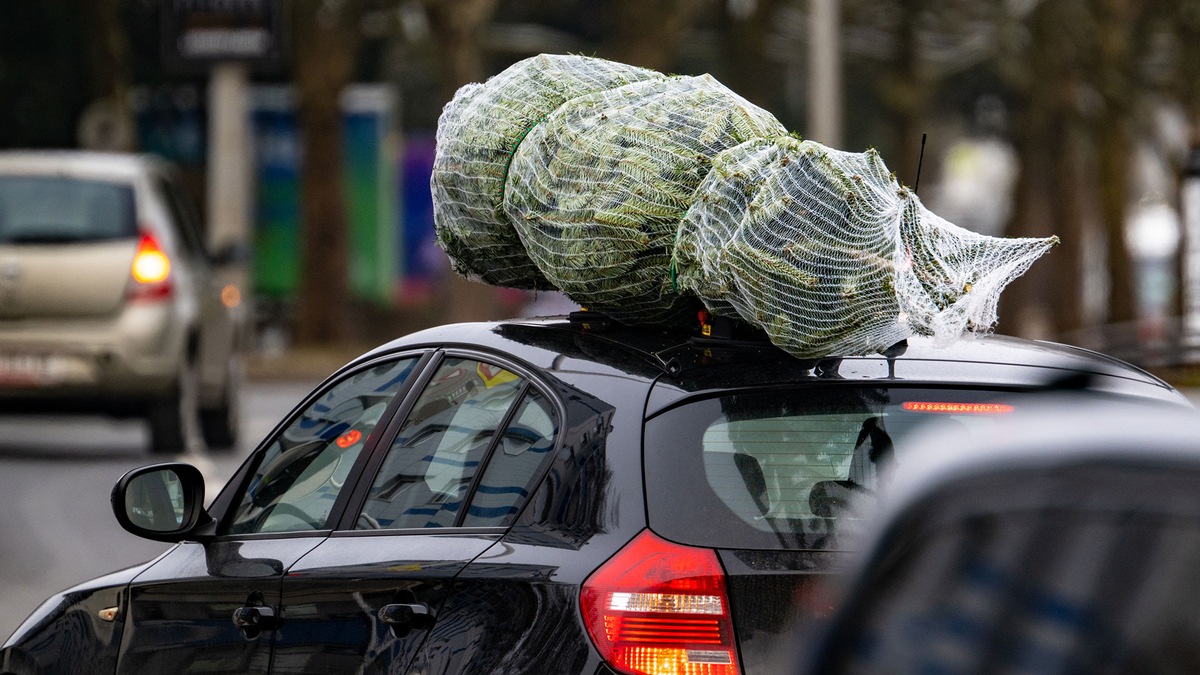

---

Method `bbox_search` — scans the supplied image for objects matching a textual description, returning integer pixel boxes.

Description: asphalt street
[0,377,320,642]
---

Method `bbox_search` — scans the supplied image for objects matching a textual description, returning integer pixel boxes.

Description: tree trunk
[605,0,712,71]
[1090,0,1142,326]
[81,0,134,151]
[293,1,367,346]
[1000,114,1057,338]
[722,0,783,112]
[1097,123,1137,325]
[878,0,927,188]
[996,0,1083,338]
[424,0,503,324]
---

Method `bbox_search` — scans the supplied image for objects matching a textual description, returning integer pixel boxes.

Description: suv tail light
[128,233,172,300]
[581,529,741,675]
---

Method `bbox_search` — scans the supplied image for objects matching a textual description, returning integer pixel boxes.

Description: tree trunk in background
[81,0,134,151]
[996,0,1083,338]
[606,0,712,71]
[1090,0,1143,327]
[293,1,367,346]
[879,0,926,188]
[723,0,783,112]
[1171,3,1200,321]
[1097,123,1137,325]
[424,0,503,324]
[1001,113,1057,338]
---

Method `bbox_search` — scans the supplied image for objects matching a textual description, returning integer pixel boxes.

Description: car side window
[461,388,558,527]
[356,357,557,530]
[224,357,419,535]
[153,174,205,258]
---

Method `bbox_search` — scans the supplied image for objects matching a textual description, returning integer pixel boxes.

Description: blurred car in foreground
[797,398,1200,675]
[0,151,244,453]
[1,315,1193,674]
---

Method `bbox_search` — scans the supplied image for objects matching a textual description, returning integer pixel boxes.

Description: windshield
[645,386,1069,551]
[0,175,138,244]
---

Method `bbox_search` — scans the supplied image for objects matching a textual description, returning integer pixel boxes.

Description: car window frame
[149,168,207,261]
[206,349,437,540]
[328,348,568,536]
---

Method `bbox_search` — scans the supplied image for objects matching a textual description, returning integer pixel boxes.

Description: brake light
[581,530,741,675]
[128,234,172,300]
[902,401,1014,414]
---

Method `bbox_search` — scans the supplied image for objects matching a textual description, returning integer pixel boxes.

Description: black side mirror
[111,463,212,542]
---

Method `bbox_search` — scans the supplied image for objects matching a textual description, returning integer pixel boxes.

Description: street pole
[808,0,843,147]
[206,62,252,253]
[206,62,253,330]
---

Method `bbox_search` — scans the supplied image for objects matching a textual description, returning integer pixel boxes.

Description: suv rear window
[0,176,137,244]
[644,387,1036,551]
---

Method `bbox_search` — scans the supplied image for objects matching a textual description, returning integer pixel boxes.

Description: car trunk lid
[0,240,137,318]
[718,549,853,674]
[0,174,140,318]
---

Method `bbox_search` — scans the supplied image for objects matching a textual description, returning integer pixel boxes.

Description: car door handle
[232,605,277,631]
[378,602,436,637]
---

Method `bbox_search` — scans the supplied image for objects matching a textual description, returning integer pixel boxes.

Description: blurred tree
[1170,0,1200,319]
[423,0,504,324]
[841,0,999,182]
[293,0,370,346]
[0,2,90,149]
[1085,0,1151,328]
[722,0,785,113]
[80,0,136,151]
[996,0,1089,336]
[605,0,714,72]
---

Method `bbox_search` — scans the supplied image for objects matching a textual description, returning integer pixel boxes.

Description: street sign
[161,0,284,73]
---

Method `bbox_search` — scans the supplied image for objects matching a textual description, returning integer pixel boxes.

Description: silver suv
[0,151,244,453]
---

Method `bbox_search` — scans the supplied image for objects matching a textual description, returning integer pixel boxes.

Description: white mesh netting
[431,54,1059,358]
[432,54,666,289]
[674,137,1059,356]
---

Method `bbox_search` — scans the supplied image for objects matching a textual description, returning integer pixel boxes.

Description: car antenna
[913,132,927,193]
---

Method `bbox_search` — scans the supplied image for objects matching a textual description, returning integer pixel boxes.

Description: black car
[796,398,1200,674]
[1,315,1191,675]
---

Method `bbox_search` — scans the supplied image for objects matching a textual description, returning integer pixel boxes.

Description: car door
[271,353,562,674]
[116,355,425,673]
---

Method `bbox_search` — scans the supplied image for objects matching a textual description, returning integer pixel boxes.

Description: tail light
[581,529,741,675]
[128,233,172,300]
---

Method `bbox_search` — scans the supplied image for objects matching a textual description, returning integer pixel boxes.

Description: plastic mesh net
[674,137,1058,357]
[505,74,787,325]
[432,54,666,289]
[431,54,1058,357]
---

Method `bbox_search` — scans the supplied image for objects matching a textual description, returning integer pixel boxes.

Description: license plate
[0,353,66,386]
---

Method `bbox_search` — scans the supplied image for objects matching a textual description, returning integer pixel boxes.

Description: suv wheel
[148,360,203,455]
[201,358,241,451]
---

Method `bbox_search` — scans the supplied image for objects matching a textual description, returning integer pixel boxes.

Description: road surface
[0,378,319,642]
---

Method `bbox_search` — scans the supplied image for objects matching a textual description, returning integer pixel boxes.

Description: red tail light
[581,530,741,675]
[128,233,172,300]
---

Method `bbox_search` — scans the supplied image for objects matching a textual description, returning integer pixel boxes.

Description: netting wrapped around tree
[432,54,666,289]
[505,74,787,324]
[674,137,1058,357]
[431,54,1059,357]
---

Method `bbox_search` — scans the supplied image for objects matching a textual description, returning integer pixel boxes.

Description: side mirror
[111,463,212,542]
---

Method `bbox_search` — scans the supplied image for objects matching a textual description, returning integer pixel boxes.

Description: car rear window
[0,175,137,244]
[644,387,1041,551]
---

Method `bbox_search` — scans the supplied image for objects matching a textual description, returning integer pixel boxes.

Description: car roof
[0,150,165,180]
[358,316,1189,407]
